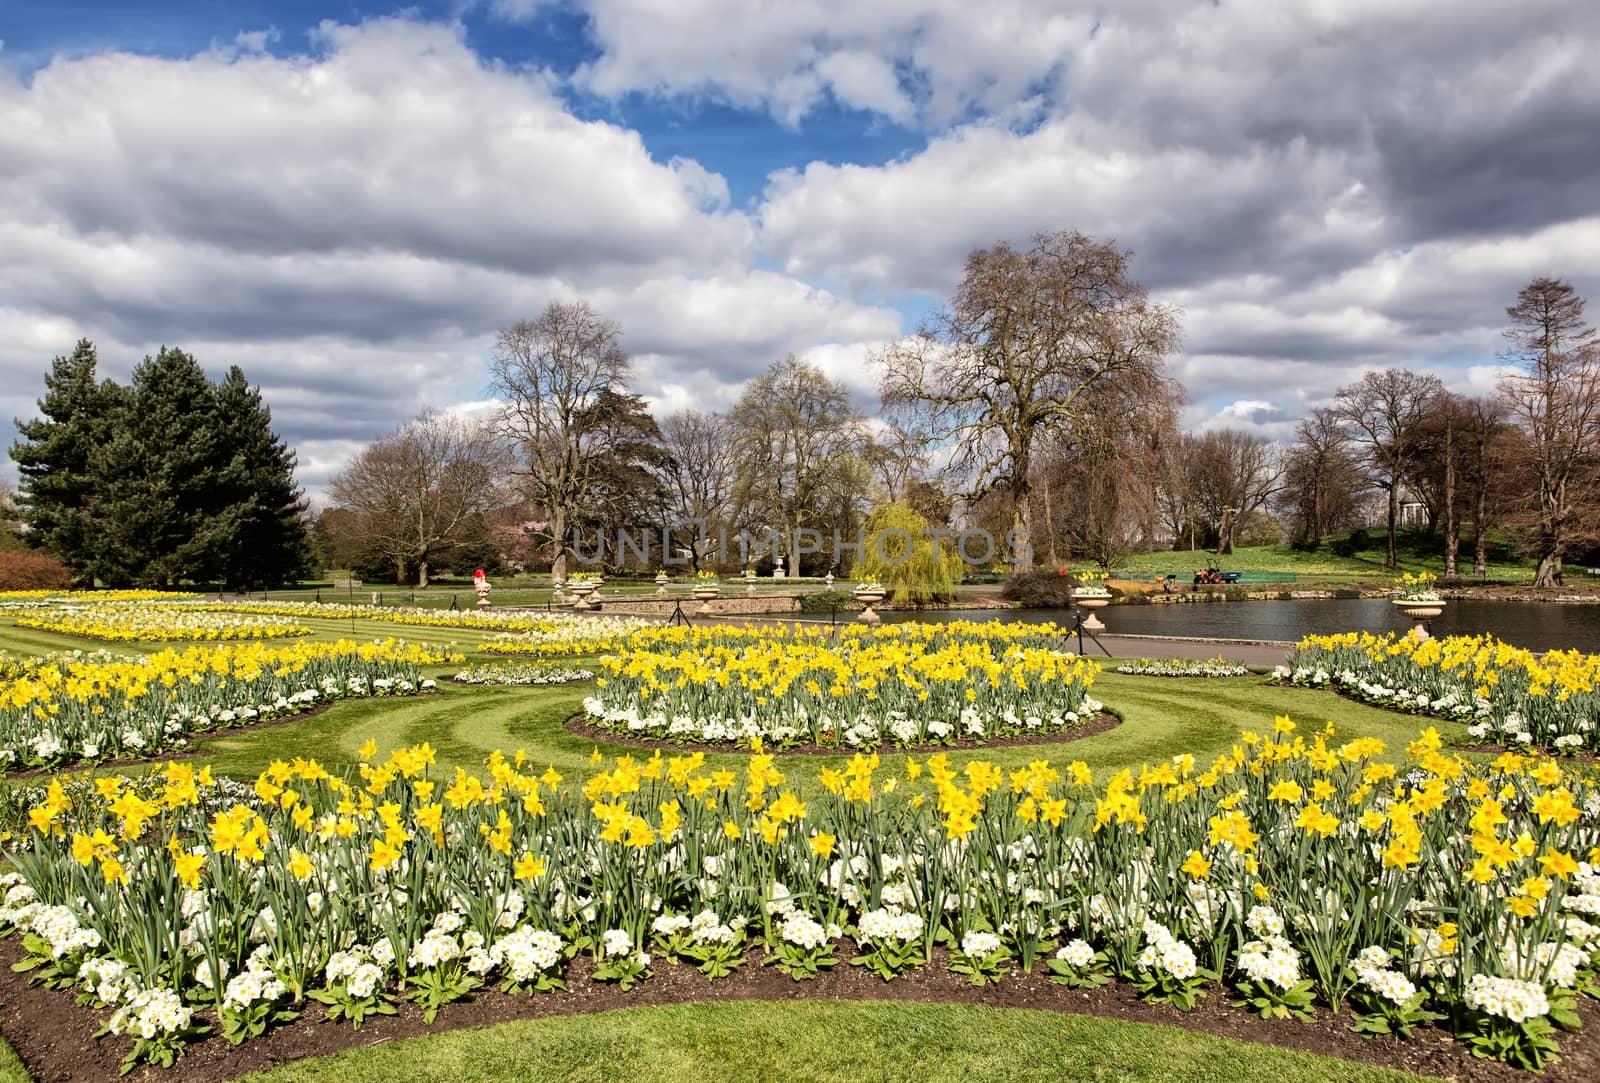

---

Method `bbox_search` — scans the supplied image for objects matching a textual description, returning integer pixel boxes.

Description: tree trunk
[417,557,430,590]
[1041,477,1060,568]
[1472,486,1488,577]
[1009,475,1032,573]
[1534,549,1563,588]
[1442,422,1458,580]
[1216,507,1236,556]
[551,505,568,581]
[1385,477,1399,568]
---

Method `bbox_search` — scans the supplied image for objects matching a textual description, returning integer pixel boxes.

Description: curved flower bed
[3,723,1598,1072]
[452,663,594,686]
[0,590,196,608]
[1278,632,1600,753]
[174,599,657,640]
[0,639,460,771]
[15,604,311,643]
[583,623,1100,748]
[482,617,658,658]
[1114,657,1249,678]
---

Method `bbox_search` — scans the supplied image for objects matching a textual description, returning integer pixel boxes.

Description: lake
[881,598,1600,653]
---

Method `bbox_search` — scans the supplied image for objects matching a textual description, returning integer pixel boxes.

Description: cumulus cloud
[0,16,900,494]
[6,1,1600,497]
[557,0,1092,126]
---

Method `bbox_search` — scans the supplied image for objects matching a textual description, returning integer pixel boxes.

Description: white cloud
[0,17,902,494]
[7,1,1600,504]
[566,0,1092,126]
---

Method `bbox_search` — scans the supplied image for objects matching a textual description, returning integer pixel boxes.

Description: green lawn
[1116,526,1546,583]
[235,1001,1435,1083]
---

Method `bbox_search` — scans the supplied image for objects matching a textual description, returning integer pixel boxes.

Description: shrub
[1330,528,1369,558]
[0,550,71,590]
[1001,570,1078,608]
[797,590,859,614]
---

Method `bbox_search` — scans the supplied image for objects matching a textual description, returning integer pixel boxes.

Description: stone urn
[655,571,670,596]
[1072,589,1111,632]
[854,587,887,625]
[550,577,566,603]
[570,581,598,611]
[744,569,757,595]
[692,581,720,616]
[1393,598,1444,641]
[825,571,835,590]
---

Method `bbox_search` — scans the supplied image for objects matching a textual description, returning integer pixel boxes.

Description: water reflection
[881,598,1600,653]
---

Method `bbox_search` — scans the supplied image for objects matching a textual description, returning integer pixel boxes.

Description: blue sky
[2,1,1597,497]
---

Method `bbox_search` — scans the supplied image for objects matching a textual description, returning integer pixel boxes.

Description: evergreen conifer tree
[10,340,117,578]
[212,367,313,589]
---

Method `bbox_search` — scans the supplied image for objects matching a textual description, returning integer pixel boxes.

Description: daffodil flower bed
[0,640,459,771]
[0,590,196,607]
[1279,632,1600,753]
[451,664,595,686]
[15,605,311,643]
[580,623,1100,748]
[4,722,1600,1071]
[170,599,657,641]
[482,617,663,658]
[1114,658,1250,678]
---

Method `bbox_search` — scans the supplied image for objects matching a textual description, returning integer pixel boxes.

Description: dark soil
[564,711,1121,756]
[0,939,1594,1083]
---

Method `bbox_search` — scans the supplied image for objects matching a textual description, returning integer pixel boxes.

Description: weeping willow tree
[857,501,962,605]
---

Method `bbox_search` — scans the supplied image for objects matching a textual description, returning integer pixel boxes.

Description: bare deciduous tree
[1183,429,1282,555]
[1459,397,1513,577]
[1040,394,1175,569]
[660,409,736,570]
[1334,368,1445,569]
[1277,407,1368,548]
[490,302,633,579]
[864,417,935,506]
[328,411,507,587]
[1498,277,1600,586]
[728,356,869,574]
[877,230,1180,571]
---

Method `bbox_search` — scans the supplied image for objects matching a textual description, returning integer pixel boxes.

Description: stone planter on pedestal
[1073,589,1111,632]
[1393,598,1444,641]
[655,572,669,596]
[570,582,598,611]
[854,589,886,625]
[692,584,720,616]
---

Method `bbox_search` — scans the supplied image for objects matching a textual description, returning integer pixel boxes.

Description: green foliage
[797,589,858,613]
[8,340,117,580]
[857,501,960,605]
[10,343,313,588]
[1329,529,1369,558]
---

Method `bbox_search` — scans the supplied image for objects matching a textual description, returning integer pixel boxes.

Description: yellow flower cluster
[0,638,459,770]
[16,604,310,643]
[5,718,1597,1067]
[585,622,1100,747]
[0,590,196,603]
[1286,632,1600,752]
